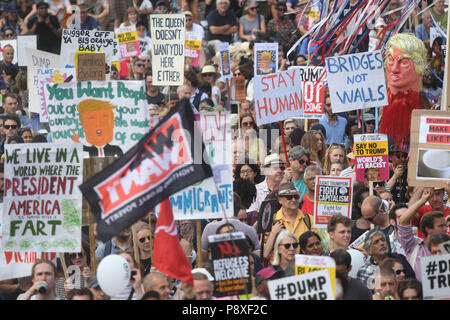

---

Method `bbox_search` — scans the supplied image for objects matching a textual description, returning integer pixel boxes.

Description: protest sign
[27,49,60,114]
[0,40,17,64]
[76,53,106,81]
[354,133,389,182]
[219,42,232,79]
[185,35,201,67]
[209,232,251,297]
[325,50,388,113]
[420,253,450,300]
[79,99,213,242]
[2,143,83,252]
[43,80,150,156]
[150,14,185,86]
[230,76,246,104]
[254,42,278,76]
[295,254,336,296]
[313,176,353,228]
[115,25,141,59]
[268,269,334,300]
[17,35,37,66]
[257,199,278,234]
[171,112,233,220]
[297,66,325,119]
[38,68,76,122]
[408,110,450,188]
[253,68,303,126]
[440,240,450,255]
[60,29,115,68]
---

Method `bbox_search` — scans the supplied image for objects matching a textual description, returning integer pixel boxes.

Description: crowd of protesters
[0,0,448,301]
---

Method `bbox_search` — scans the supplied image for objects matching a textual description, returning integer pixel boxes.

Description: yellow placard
[354,140,388,156]
[185,39,201,50]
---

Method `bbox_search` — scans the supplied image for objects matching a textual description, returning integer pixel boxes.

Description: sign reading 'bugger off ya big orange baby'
[253,68,303,126]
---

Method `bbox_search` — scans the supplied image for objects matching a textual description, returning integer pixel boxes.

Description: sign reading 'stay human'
[325,50,388,113]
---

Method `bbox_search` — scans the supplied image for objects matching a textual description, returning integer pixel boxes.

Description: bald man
[143,271,171,300]
[351,195,391,244]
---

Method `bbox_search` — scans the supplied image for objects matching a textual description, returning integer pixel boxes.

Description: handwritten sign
[27,49,60,114]
[298,66,325,119]
[38,68,76,122]
[313,176,353,228]
[150,14,185,86]
[2,143,83,252]
[115,25,141,59]
[254,42,278,76]
[253,68,303,126]
[354,134,389,182]
[60,29,114,68]
[209,232,251,298]
[325,50,388,112]
[268,269,334,300]
[17,35,37,66]
[76,53,106,81]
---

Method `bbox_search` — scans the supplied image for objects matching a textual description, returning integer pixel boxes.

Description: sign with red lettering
[230,76,246,103]
[209,232,251,298]
[253,69,303,126]
[298,66,325,119]
[409,110,450,188]
[80,99,213,242]
[2,144,83,252]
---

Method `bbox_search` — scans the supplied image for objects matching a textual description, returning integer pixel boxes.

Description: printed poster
[354,133,389,182]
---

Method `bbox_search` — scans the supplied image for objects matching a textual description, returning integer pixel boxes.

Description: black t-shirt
[147,91,165,105]
[206,9,237,42]
[27,14,61,54]
[389,168,409,204]
[343,277,373,300]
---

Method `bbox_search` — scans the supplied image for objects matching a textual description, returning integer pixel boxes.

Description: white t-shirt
[186,23,205,41]
[139,36,152,54]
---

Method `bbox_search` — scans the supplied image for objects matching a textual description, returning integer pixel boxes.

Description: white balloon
[97,254,131,297]
[347,249,366,279]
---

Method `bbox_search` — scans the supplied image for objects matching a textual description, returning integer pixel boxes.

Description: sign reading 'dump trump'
[79,100,213,242]
[325,50,388,113]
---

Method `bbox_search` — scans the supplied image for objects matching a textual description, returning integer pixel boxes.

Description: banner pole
[196,220,202,268]
[132,223,140,264]
[59,253,69,280]
[88,212,97,275]
[279,121,290,168]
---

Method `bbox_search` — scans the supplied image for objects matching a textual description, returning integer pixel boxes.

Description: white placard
[420,254,450,300]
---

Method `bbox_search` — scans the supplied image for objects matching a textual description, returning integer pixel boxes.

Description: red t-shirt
[301,194,314,217]
[413,205,450,239]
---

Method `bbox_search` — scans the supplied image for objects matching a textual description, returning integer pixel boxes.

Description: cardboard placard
[354,133,389,182]
[297,66,325,119]
[295,254,336,296]
[208,232,251,298]
[2,143,83,252]
[150,14,185,86]
[313,176,353,228]
[185,36,202,67]
[115,25,141,59]
[17,35,37,66]
[76,53,106,81]
[230,76,246,104]
[439,240,450,255]
[325,50,388,113]
[408,110,450,187]
[253,68,303,126]
[268,269,334,300]
[420,253,450,300]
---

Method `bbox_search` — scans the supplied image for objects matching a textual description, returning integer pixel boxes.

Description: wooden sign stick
[59,253,69,280]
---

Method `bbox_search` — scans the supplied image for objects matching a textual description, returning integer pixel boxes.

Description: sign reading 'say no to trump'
[325,50,388,113]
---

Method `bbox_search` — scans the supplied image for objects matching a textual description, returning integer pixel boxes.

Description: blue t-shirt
[319,115,348,145]
[79,16,99,30]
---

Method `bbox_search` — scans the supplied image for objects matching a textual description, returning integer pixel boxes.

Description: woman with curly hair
[301,130,327,167]
[322,143,349,175]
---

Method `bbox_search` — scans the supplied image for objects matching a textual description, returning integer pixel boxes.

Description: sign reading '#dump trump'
[325,50,388,113]
[253,68,303,126]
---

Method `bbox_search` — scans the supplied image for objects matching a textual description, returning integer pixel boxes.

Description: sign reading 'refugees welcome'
[150,14,185,86]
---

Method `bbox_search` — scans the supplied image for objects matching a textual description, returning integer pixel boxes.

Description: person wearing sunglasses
[239,1,266,42]
[270,229,298,276]
[266,2,296,53]
[274,182,312,241]
[184,10,205,40]
[0,113,20,156]
[285,146,311,198]
[387,144,409,203]
[136,222,152,276]
[300,166,322,217]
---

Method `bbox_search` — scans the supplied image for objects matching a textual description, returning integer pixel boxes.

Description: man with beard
[379,33,427,148]
[356,228,415,290]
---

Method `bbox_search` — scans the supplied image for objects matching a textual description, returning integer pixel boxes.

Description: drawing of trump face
[77,99,116,147]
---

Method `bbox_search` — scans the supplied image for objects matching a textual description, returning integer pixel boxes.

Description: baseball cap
[363,112,375,122]
[192,268,214,281]
[262,153,284,167]
[255,267,284,286]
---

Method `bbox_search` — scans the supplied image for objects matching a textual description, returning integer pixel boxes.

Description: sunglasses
[242,121,254,126]
[203,73,216,77]
[249,7,257,10]
[365,120,375,125]
[139,236,151,243]
[395,269,406,275]
[280,194,300,200]
[4,124,17,130]
[142,59,150,63]
[280,242,299,249]
[136,64,145,67]
[69,252,83,259]
[4,33,13,37]
[297,159,310,165]
[186,17,193,21]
